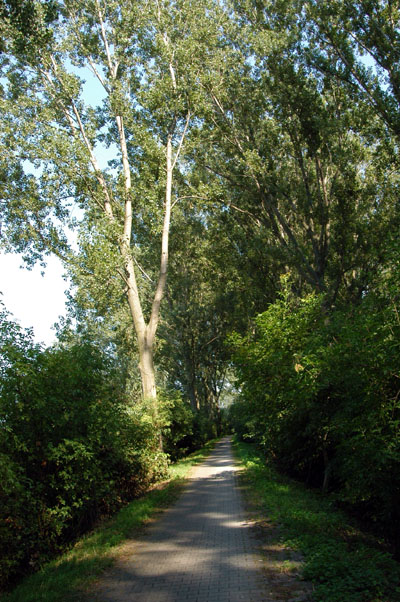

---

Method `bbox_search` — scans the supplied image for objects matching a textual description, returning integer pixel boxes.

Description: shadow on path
[89,438,311,602]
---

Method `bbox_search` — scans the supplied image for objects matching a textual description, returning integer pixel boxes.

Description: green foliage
[158,390,220,459]
[230,269,400,551]
[159,390,195,460]
[191,408,219,447]
[192,0,399,306]
[2,440,217,602]
[302,0,400,139]
[229,276,327,460]
[0,0,57,56]
[235,440,400,602]
[0,307,168,589]
[159,214,234,413]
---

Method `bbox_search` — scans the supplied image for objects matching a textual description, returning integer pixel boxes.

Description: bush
[0,308,167,588]
[192,407,219,447]
[159,390,195,460]
[159,390,219,459]
[229,274,400,552]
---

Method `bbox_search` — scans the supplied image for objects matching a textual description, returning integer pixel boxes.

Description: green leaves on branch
[0,307,169,588]
[230,266,400,551]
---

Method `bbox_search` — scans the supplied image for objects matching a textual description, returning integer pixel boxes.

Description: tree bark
[138,332,157,400]
[322,437,331,493]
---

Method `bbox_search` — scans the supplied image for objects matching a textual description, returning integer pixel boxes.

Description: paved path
[92,437,271,602]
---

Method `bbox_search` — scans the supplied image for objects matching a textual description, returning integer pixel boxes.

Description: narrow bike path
[92,437,271,602]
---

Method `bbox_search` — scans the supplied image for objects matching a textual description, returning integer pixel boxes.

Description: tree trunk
[322,438,331,493]
[138,334,157,400]
[138,330,163,450]
[188,381,200,412]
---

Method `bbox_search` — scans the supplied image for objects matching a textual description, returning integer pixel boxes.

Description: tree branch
[95,0,118,79]
[172,110,191,170]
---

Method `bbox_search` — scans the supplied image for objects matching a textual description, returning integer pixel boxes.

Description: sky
[1,63,107,346]
[0,252,69,346]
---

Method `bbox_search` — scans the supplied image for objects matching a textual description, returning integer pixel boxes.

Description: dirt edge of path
[234,457,314,602]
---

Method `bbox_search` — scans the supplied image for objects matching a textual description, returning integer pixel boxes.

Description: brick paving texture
[93,437,274,602]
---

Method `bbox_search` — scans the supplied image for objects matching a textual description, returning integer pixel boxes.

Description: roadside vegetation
[0,307,219,593]
[234,440,400,602]
[229,268,400,558]
[1,0,400,597]
[1,440,217,602]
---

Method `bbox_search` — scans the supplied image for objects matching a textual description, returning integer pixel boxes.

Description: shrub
[159,390,195,460]
[229,274,400,552]
[0,308,168,588]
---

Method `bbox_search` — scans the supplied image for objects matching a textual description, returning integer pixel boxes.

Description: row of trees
[3,0,398,408]
[1,0,400,582]
[223,0,400,554]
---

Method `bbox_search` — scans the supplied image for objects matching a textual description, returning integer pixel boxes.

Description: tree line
[0,0,399,587]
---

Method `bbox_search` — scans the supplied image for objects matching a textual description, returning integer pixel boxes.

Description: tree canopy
[1,0,400,587]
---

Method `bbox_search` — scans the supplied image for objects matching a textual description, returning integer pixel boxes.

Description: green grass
[1,440,218,602]
[233,439,400,602]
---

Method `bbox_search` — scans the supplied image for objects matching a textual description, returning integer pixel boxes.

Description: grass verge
[233,439,400,602]
[1,440,218,602]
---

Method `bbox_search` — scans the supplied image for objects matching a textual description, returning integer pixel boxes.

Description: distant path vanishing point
[92,437,276,602]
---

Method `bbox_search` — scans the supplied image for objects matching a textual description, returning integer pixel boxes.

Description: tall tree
[193,0,399,303]
[0,0,223,401]
[302,0,400,138]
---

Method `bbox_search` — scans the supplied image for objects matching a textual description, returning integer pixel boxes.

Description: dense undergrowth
[229,271,400,556]
[234,439,400,602]
[1,440,217,602]
[0,306,218,591]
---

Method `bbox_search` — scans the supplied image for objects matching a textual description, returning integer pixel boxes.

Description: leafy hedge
[0,302,220,591]
[229,274,400,553]
[0,307,169,589]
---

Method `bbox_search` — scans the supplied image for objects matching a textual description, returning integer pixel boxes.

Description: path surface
[92,437,271,602]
